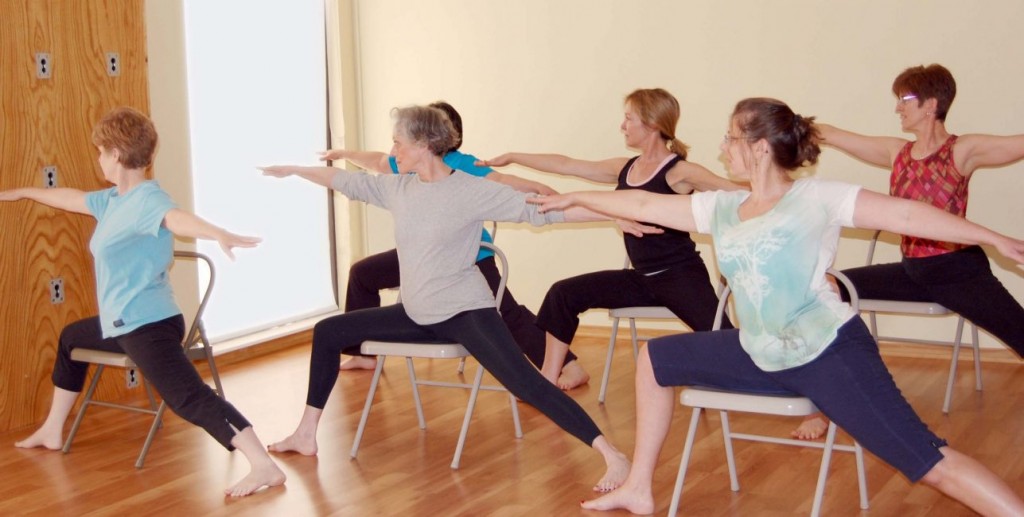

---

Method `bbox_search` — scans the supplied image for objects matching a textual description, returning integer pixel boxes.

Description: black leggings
[53,316,251,450]
[536,261,730,346]
[307,305,602,446]
[840,245,1024,358]
[345,248,576,367]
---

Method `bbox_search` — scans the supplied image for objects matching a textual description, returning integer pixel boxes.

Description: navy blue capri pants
[648,317,947,482]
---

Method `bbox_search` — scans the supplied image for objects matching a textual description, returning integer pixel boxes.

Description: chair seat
[609,306,676,319]
[682,387,818,417]
[70,349,138,368]
[858,299,952,315]
[360,341,470,359]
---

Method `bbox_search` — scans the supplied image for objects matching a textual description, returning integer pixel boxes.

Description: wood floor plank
[2,335,1020,515]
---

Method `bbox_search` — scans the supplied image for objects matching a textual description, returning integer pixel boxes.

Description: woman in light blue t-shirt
[530,98,1024,514]
[4,107,284,498]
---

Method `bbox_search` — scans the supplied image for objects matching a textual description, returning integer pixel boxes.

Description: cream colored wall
[350,0,1024,348]
[145,0,199,321]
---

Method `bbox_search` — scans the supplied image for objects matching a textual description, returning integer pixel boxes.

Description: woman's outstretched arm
[163,209,261,259]
[479,152,627,184]
[853,189,1024,264]
[818,123,906,170]
[318,149,391,173]
[529,190,697,233]
[0,187,89,214]
[259,165,339,187]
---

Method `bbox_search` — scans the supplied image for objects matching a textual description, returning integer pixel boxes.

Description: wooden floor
[2,333,1022,516]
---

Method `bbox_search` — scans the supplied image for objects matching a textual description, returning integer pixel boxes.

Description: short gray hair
[392,105,459,156]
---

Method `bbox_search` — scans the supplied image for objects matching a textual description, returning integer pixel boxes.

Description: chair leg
[63,364,105,453]
[136,401,168,468]
[970,324,983,392]
[451,366,486,469]
[507,392,523,439]
[629,318,639,360]
[141,379,164,430]
[854,441,869,510]
[457,357,466,374]
[598,317,621,404]
[719,410,740,491]
[199,323,225,398]
[406,357,426,429]
[943,317,967,414]
[810,422,839,517]
[350,356,386,459]
[668,407,704,517]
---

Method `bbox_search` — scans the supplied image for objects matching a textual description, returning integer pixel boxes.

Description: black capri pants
[53,315,251,450]
[345,248,576,367]
[307,305,602,446]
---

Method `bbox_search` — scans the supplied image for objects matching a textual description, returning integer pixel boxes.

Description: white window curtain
[182,0,335,341]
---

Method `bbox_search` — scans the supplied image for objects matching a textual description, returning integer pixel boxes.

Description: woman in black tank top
[480,88,744,391]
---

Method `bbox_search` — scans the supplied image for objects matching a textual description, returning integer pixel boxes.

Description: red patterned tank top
[890,135,968,258]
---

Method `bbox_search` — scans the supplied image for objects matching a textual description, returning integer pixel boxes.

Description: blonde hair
[624,88,689,159]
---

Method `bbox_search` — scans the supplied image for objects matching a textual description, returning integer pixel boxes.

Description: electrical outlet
[105,52,120,77]
[36,52,52,79]
[42,165,57,188]
[49,277,64,304]
[126,368,139,388]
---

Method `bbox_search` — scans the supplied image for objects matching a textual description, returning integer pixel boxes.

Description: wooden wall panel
[0,0,150,433]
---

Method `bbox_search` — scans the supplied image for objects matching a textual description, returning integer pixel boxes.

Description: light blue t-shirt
[389,150,495,262]
[691,178,861,371]
[85,181,180,338]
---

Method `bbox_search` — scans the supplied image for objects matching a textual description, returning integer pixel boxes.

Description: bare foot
[224,463,286,497]
[594,450,631,492]
[267,433,318,456]
[792,414,829,440]
[581,484,655,514]
[557,360,590,391]
[14,428,63,450]
[340,356,378,371]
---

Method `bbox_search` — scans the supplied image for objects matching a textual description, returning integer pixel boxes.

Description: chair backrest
[173,251,215,351]
[713,269,860,331]
[478,241,509,309]
[865,229,892,265]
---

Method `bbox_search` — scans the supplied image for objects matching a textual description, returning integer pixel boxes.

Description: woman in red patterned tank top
[794,64,1024,441]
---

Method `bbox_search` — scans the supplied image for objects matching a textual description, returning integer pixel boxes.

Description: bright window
[182,0,335,341]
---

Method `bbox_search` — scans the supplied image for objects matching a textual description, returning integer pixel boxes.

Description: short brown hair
[91,106,158,169]
[891,64,956,122]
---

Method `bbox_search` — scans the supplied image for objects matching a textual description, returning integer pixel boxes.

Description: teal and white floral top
[691,178,862,371]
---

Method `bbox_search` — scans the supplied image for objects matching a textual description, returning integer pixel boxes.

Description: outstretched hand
[994,235,1024,266]
[217,232,262,260]
[476,154,512,168]
[616,219,664,238]
[318,149,346,162]
[258,166,296,178]
[526,193,575,213]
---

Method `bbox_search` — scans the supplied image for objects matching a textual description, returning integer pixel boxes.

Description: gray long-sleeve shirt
[332,170,565,325]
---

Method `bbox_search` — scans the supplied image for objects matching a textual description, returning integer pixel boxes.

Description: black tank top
[616,155,700,273]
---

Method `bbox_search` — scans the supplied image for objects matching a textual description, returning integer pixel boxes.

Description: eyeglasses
[897,93,918,104]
